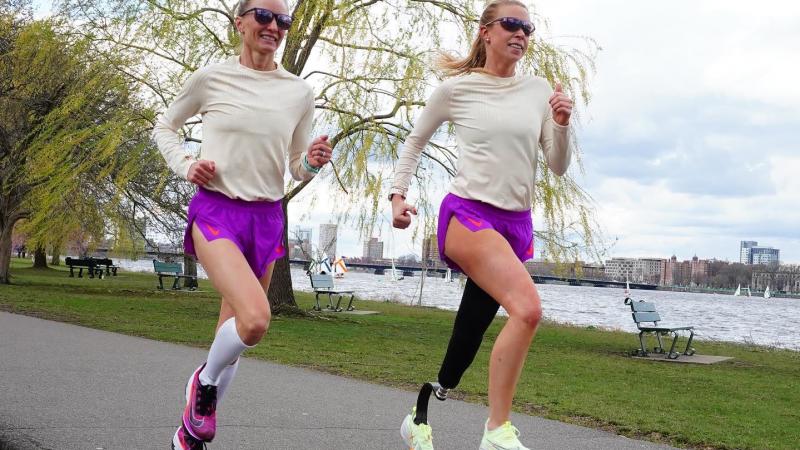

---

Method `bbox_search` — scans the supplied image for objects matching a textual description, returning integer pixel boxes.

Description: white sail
[624,277,631,297]
[333,258,347,278]
[734,284,741,296]
[764,285,771,299]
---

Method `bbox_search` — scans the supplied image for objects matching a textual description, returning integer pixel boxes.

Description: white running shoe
[479,420,530,450]
[400,406,434,450]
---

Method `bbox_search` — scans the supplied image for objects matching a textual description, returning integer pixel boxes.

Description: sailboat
[734,284,741,296]
[385,258,404,281]
[384,225,404,281]
[624,277,631,297]
[444,267,453,282]
[764,285,771,299]
[333,257,348,279]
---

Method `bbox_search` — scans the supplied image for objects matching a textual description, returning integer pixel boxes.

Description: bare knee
[517,304,542,330]
[238,305,271,345]
[505,289,542,330]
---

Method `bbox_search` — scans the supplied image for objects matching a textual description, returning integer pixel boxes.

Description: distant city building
[662,255,710,286]
[362,237,384,260]
[740,240,779,265]
[740,241,757,264]
[751,247,780,265]
[319,224,338,261]
[604,257,664,284]
[752,266,800,293]
[422,234,439,264]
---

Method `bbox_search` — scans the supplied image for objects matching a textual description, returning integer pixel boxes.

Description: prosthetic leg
[413,278,500,425]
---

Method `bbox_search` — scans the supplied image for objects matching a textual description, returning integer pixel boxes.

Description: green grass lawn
[1,258,798,449]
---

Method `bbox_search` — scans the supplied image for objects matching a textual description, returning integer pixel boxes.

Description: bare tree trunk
[0,221,13,284]
[267,198,299,312]
[183,255,197,289]
[50,242,61,266]
[33,244,47,268]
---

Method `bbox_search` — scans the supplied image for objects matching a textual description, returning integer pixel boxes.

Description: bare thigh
[444,218,540,317]
[191,224,270,328]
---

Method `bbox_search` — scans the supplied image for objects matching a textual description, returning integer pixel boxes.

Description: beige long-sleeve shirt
[390,72,572,211]
[152,56,317,201]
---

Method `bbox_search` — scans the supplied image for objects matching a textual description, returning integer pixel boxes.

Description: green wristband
[303,155,321,174]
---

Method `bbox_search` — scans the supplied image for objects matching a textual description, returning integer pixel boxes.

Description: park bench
[625,297,696,359]
[153,260,198,290]
[308,272,355,312]
[92,257,118,277]
[65,257,103,279]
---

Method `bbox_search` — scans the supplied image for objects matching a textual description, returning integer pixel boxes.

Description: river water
[115,259,800,351]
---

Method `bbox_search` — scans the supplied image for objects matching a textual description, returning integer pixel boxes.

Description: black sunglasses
[486,17,535,36]
[241,7,293,30]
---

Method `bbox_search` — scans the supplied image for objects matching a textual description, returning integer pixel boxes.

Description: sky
[527,0,800,264]
[292,0,800,264]
[33,0,800,264]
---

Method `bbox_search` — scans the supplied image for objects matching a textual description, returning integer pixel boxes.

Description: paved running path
[0,312,677,449]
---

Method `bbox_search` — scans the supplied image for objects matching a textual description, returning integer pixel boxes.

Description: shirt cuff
[179,156,196,181]
[388,188,406,202]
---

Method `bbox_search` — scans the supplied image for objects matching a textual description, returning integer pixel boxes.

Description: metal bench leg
[667,332,681,359]
[78,268,84,278]
[313,293,322,311]
[654,332,666,354]
[172,277,180,290]
[345,294,355,311]
[684,330,696,356]
[333,294,343,312]
[69,267,75,277]
[157,275,164,290]
[637,332,649,356]
[326,293,335,310]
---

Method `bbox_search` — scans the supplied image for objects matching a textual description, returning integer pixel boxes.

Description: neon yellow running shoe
[400,407,434,450]
[479,420,530,450]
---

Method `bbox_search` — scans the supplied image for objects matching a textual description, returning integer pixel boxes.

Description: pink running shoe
[172,425,206,450]
[182,364,218,442]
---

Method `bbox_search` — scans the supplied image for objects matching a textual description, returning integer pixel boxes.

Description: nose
[265,19,280,33]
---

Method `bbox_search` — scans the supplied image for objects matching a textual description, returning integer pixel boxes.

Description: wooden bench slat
[630,302,657,312]
[633,311,661,323]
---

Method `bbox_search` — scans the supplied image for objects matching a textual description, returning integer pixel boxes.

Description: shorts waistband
[196,188,282,212]
[445,193,531,221]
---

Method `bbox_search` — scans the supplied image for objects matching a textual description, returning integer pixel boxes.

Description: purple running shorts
[184,188,285,279]
[437,193,534,272]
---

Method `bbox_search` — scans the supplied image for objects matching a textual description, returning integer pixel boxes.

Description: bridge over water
[288,259,657,290]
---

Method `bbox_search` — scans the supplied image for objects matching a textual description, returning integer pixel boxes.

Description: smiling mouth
[259,34,278,44]
[508,43,524,50]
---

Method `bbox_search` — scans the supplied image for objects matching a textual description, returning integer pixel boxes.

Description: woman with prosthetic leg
[390,1,573,448]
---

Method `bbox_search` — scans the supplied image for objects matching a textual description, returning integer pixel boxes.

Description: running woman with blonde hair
[152,0,332,448]
[390,1,573,449]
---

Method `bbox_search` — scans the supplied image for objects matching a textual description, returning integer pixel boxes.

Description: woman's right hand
[391,195,417,229]
[187,160,216,186]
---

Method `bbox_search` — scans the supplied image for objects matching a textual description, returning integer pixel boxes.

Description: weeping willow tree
[0,11,155,283]
[58,0,601,307]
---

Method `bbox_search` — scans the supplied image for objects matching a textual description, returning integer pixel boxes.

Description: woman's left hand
[549,83,573,126]
[307,135,332,168]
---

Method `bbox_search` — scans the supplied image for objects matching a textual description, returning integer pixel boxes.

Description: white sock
[216,358,240,403]
[199,318,251,386]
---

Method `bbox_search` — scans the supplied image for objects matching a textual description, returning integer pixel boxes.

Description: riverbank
[1,258,798,449]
